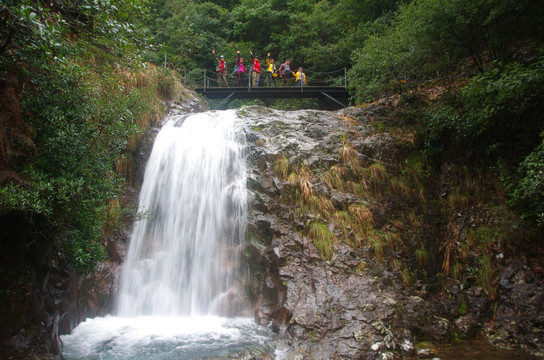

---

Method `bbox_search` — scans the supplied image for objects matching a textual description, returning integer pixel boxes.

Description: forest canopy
[1,0,543,274]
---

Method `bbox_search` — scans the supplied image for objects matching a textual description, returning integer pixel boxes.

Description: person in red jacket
[250,50,261,87]
[212,49,228,87]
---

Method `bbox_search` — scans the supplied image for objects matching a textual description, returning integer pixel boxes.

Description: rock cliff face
[238,105,544,359]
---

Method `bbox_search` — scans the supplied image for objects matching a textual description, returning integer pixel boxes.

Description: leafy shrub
[0,0,168,272]
[507,140,544,224]
[423,57,544,164]
[348,0,544,101]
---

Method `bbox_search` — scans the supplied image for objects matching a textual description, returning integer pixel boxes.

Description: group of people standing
[212,49,307,88]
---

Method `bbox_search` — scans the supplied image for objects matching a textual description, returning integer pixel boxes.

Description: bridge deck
[195,86,349,109]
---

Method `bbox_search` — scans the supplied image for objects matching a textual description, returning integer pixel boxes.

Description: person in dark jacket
[278,59,293,86]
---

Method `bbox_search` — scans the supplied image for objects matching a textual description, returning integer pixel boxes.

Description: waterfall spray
[117,110,248,317]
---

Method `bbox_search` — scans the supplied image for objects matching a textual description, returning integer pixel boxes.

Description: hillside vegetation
[139,0,544,293]
[0,1,188,356]
[0,0,543,357]
[0,0,190,272]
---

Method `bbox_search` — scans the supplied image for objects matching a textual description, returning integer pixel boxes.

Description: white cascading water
[117,110,247,317]
[61,110,273,360]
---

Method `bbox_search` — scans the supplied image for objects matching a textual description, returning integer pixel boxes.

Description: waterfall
[62,110,273,360]
[117,110,248,317]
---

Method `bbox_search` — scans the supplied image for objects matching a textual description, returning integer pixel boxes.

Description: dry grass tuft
[382,229,401,249]
[348,203,373,230]
[114,156,133,181]
[333,210,352,242]
[338,141,358,164]
[322,165,349,191]
[389,176,411,197]
[401,267,414,286]
[298,164,314,201]
[274,154,290,180]
[338,115,359,126]
[369,163,388,182]
[441,222,461,276]
[348,180,370,198]
[288,171,299,187]
[368,230,384,258]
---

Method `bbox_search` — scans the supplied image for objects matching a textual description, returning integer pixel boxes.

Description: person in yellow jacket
[293,67,306,87]
[265,53,278,86]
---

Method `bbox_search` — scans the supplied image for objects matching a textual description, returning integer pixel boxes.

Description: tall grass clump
[274,155,290,180]
[309,221,336,261]
[289,164,314,201]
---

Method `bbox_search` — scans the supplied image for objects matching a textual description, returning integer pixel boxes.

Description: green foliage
[1,0,66,60]
[507,140,544,224]
[137,0,402,78]
[478,254,497,300]
[0,0,165,272]
[458,296,467,316]
[268,98,320,111]
[139,0,233,70]
[348,0,544,101]
[415,247,429,267]
[423,58,544,165]
[0,57,160,271]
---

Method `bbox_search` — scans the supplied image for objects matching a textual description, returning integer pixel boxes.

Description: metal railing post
[203,69,206,89]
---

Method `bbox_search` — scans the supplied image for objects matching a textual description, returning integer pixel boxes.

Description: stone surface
[239,105,544,359]
[241,106,443,358]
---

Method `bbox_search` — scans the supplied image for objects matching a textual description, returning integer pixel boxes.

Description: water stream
[62,110,274,359]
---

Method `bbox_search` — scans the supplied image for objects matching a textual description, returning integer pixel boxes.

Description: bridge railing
[187,67,348,89]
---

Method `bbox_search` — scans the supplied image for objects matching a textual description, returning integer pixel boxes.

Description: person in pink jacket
[234,50,246,87]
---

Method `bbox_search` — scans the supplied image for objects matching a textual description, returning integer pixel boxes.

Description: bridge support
[213,92,235,109]
[196,86,350,110]
[320,91,348,109]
